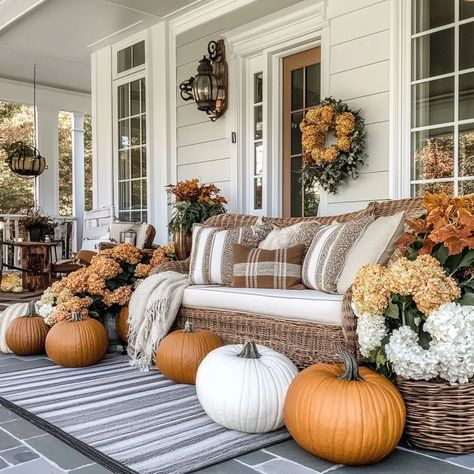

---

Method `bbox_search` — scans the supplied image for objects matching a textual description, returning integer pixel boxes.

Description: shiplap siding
[326,0,391,214]
[175,0,302,210]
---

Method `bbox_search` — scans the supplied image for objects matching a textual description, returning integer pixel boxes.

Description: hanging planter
[3,141,47,177]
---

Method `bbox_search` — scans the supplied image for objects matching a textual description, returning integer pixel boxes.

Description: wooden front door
[282,47,321,217]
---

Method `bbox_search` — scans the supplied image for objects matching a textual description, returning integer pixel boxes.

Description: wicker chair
[153,197,424,369]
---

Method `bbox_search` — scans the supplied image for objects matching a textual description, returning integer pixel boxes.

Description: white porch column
[72,112,85,250]
[36,106,59,216]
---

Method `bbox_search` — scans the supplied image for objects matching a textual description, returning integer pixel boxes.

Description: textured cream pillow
[258,222,303,250]
[336,211,405,294]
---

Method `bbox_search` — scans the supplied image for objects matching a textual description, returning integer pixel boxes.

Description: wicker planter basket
[396,377,474,454]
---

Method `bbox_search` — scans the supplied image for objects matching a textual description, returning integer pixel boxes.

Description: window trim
[398,0,474,197]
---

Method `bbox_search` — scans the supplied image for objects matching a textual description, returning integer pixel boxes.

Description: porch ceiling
[0,0,205,94]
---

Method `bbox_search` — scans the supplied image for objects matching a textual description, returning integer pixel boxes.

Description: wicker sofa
[154,197,424,369]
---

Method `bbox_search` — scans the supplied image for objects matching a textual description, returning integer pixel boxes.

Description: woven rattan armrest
[151,257,190,275]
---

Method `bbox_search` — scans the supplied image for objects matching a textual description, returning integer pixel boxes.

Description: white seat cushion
[182,286,343,325]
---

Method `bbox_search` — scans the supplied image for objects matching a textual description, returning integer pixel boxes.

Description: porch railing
[0,215,77,272]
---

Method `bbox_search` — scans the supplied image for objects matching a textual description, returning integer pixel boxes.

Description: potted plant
[352,192,474,454]
[2,140,47,177]
[166,178,227,260]
[19,208,55,242]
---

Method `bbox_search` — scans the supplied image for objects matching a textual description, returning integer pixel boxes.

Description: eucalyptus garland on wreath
[301,97,367,194]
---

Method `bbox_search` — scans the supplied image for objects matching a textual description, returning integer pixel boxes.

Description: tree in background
[0,100,93,215]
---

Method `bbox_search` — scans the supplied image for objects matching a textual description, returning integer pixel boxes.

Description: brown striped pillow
[231,244,305,289]
[302,214,374,294]
[189,224,271,286]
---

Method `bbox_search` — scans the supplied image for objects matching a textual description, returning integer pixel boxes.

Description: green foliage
[168,200,226,234]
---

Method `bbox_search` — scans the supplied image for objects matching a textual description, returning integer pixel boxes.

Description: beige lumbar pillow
[258,222,303,250]
[336,211,405,294]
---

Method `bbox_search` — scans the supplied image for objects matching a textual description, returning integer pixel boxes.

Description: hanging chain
[33,63,37,150]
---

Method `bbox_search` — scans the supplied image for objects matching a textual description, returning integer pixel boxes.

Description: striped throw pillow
[231,244,305,289]
[302,214,374,294]
[189,224,271,286]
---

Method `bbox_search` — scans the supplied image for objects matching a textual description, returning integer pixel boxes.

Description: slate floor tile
[0,458,8,470]
[264,440,335,472]
[1,419,45,440]
[257,458,319,473]
[68,463,114,473]
[27,435,94,470]
[337,449,470,473]
[194,459,258,473]
[236,450,276,466]
[0,458,64,473]
[0,430,21,451]
[0,408,17,424]
[445,453,474,469]
[0,445,38,465]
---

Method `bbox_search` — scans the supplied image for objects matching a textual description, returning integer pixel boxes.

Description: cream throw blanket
[127,271,190,371]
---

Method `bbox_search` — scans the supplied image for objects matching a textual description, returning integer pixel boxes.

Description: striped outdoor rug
[0,354,290,473]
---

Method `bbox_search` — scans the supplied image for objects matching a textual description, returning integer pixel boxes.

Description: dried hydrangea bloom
[352,264,391,315]
[319,105,334,124]
[335,112,356,136]
[65,268,90,294]
[56,288,73,305]
[135,263,151,278]
[87,273,107,296]
[51,279,67,297]
[103,285,133,307]
[59,295,93,314]
[304,107,320,124]
[336,136,351,152]
[413,276,461,315]
[111,243,142,265]
[323,146,339,164]
[89,256,123,279]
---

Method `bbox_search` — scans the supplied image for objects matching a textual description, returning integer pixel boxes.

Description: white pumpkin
[0,302,38,353]
[196,341,298,433]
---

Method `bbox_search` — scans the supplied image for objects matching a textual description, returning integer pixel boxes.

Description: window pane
[132,180,141,209]
[132,41,145,68]
[131,117,140,146]
[130,80,140,116]
[254,142,263,175]
[412,0,454,34]
[119,211,130,221]
[130,211,141,223]
[117,47,131,73]
[141,148,147,177]
[140,79,146,113]
[459,72,474,120]
[119,150,130,179]
[303,181,319,217]
[291,68,304,110]
[291,111,303,155]
[412,127,454,180]
[118,84,129,119]
[411,28,454,80]
[412,77,454,127]
[254,177,262,210]
[305,64,320,107]
[460,22,474,71]
[461,0,474,20]
[131,148,140,179]
[142,179,147,208]
[412,181,454,196]
[119,182,130,210]
[291,156,303,217]
[141,115,146,145]
[254,105,263,140]
[254,73,263,103]
[459,124,474,177]
[119,119,130,148]
[460,180,474,195]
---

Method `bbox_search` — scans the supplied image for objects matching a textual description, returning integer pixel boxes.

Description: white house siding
[175,0,302,210]
[325,0,391,215]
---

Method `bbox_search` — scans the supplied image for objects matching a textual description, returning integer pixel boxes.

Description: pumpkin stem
[26,302,37,317]
[237,341,261,359]
[338,351,363,381]
[183,321,196,333]
[69,312,83,322]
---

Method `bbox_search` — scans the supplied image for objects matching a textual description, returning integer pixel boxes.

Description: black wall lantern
[179,40,228,122]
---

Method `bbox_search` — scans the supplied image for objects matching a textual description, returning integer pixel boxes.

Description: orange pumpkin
[284,352,406,465]
[46,312,108,367]
[116,306,129,343]
[156,320,222,384]
[5,302,49,356]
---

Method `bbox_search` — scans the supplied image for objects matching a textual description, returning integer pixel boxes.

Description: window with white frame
[247,56,264,214]
[114,40,147,222]
[410,0,474,196]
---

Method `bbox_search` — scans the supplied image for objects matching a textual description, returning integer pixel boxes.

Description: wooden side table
[1,241,58,291]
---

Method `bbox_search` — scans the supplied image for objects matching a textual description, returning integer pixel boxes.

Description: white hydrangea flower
[40,289,55,306]
[385,326,438,381]
[38,303,54,319]
[356,313,387,357]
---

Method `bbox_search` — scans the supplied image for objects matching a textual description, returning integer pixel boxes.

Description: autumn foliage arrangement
[352,193,474,383]
[39,243,176,326]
